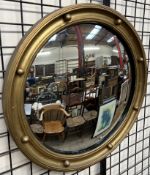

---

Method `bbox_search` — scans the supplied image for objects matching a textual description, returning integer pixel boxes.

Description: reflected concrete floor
[42,125,103,153]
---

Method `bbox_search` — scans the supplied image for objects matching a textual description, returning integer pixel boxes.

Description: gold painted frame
[3,3,147,171]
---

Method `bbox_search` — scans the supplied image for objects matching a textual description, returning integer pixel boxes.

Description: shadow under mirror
[24,23,132,154]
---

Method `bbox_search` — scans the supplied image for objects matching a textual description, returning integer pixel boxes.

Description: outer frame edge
[2,3,147,171]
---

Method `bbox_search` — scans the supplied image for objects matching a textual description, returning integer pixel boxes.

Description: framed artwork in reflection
[93,99,117,137]
[119,79,129,104]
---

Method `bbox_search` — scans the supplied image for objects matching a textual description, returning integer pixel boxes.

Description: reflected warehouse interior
[24,23,132,154]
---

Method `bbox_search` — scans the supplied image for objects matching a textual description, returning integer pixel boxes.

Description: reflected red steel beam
[74,25,84,68]
[114,36,124,69]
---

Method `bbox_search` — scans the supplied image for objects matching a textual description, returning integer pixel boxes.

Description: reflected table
[70,77,85,82]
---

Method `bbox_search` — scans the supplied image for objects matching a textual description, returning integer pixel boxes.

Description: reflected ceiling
[44,24,116,48]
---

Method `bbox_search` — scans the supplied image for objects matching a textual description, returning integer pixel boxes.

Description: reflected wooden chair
[40,103,70,142]
[81,73,98,115]
[83,110,98,130]
[66,115,85,137]
[62,91,85,116]
[84,73,98,101]
[57,81,67,96]
[85,73,96,88]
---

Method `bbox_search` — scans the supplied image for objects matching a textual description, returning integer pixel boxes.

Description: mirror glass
[24,23,132,154]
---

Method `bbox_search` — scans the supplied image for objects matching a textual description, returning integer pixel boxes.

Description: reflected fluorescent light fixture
[49,34,57,42]
[37,51,51,56]
[84,46,100,51]
[107,36,114,43]
[112,49,118,53]
[86,25,102,40]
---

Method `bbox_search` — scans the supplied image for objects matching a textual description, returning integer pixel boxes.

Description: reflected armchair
[40,103,70,142]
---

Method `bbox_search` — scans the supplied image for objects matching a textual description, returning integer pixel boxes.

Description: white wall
[33,44,114,74]
[33,45,113,65]
[33,46,78,65]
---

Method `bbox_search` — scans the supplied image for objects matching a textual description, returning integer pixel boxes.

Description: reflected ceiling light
[112,49,118,53]
[86,25,102,40]
[107,36,115,43]
[49,34,57,41]
[84,46,100,50]
[37,51,51,56]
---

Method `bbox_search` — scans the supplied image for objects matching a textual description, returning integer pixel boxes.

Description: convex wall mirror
[3,3,147,171]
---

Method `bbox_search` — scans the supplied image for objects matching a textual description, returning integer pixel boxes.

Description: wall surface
[108,0,150,175]
[0,0,150,175]
[33,45,114,65]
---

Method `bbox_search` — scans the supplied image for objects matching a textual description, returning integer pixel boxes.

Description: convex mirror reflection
[24,23,131,154]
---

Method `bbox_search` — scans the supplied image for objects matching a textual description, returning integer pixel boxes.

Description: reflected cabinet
[3,3,147,171]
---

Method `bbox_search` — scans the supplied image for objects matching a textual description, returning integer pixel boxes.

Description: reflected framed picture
[119,79,129,104]
[93,99,117,137]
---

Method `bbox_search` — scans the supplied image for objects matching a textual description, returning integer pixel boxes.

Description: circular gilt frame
[3,3,147,171]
